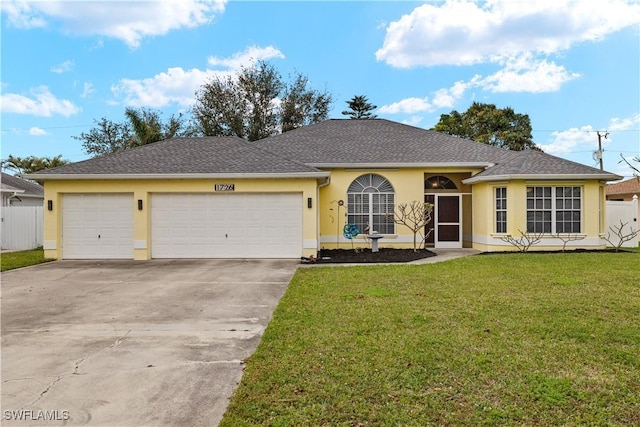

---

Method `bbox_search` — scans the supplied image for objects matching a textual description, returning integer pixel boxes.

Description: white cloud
[50,60,74,74]
[401,116,424,127]
[112,67,218,108]
[380,54,583,117]
[538,125,597,155]
[208,45,285,69]
[378,79,472,115]
[376,0,640,68]
[609,113,640,131]
[0,86,81,117]
[378,97,433,114]
[377,76,480,116]
[2,1,46,28]
[2,0,227,48]
[478,55,581,93]
[80,82,95,98]
[538,113,640,156]
[29,127,49,136]
[432,79,473,108]
[111,45,285,108]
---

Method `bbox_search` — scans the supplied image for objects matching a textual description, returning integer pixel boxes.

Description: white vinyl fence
[605,196,639,248]
[1,206,44,251]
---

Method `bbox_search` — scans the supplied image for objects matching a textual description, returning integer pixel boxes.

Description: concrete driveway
[1,259,298,426]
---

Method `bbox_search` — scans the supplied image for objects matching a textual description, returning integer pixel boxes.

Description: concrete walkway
[410,248,481,264]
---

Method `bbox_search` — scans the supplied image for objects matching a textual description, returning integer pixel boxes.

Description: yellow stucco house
[27,119,622,260]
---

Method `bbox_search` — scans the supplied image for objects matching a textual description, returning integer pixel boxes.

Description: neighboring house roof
[25,119,621,182]
[26,136,328,179]
[1,172,43,197]
[606,177,640,195]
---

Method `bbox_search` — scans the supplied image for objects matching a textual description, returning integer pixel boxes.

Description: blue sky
[2,0,639,178]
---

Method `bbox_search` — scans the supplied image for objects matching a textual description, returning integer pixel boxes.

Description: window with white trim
[495,187,507,233]
[526,186,581,234]
[347,174,395,234]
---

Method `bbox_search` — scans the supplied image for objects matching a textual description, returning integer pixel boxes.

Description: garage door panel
[62,194,134,259]
[151,193,302,258]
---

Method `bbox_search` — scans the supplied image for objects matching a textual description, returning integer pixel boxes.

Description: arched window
[347,174,395,234]
[425,175,457,190]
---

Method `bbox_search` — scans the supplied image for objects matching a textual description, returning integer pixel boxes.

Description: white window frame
[495,187,507,234]
[526,186,582,234]
[346,174,395,235]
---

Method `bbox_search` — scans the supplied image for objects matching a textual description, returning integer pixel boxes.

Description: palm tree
[2,154,69,174]
[124,108,164,146]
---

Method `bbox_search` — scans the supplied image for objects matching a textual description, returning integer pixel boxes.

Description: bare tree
[603,220,639,252]
[498,230,544,252]
[550,233,586,252]
[390,201,433,252]
[619,153,640,176]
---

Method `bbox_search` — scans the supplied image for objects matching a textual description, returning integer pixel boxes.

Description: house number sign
[215,184,235,192]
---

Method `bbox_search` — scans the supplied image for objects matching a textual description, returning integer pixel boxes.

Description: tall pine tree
[341,95,378,119]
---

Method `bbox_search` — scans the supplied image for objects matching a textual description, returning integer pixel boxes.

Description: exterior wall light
[138,199,143,211]
[47,200,53,211]
[307,197,313,209]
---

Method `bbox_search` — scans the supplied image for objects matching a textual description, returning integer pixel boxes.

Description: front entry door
[425,194,462,249]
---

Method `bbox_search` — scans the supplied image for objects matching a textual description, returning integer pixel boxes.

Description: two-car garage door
[150,193,302,258]
[62,193,303,259]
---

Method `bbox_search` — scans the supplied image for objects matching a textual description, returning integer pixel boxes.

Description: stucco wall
[471,180,608,252]
[43,178,319,260]
[318,168,477,250]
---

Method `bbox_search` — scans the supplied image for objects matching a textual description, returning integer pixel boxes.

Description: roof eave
[23,172,331,181]
[309,162,493,169]
[463,173,623,184]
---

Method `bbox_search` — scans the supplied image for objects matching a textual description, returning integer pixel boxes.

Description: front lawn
[221,252,640,426]
[1,248,54,271]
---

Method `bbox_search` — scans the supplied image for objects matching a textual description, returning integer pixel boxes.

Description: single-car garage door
[62,194,134,259]
[151,193,302,258]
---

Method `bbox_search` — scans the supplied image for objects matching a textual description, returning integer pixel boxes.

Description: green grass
[221,252,640,426]
[1,248,54,271]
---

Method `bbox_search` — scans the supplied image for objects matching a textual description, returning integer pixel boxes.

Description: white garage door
[151,193,302,258]
[62,194,134,259]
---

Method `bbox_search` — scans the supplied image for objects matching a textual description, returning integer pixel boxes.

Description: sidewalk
[410,248,480,264]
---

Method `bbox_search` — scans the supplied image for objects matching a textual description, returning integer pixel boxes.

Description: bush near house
[221,252,640,426]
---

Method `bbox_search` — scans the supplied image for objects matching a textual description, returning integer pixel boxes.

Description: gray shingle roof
[466,148,616,181]
[259,119,517,165]
[1,172,44,197]
[31,137,324,176]
[26,119,621,182]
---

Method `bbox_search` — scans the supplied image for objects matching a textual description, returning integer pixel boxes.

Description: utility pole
[596,131,608,171]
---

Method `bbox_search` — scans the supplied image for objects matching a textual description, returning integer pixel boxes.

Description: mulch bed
[308,248,437,264]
